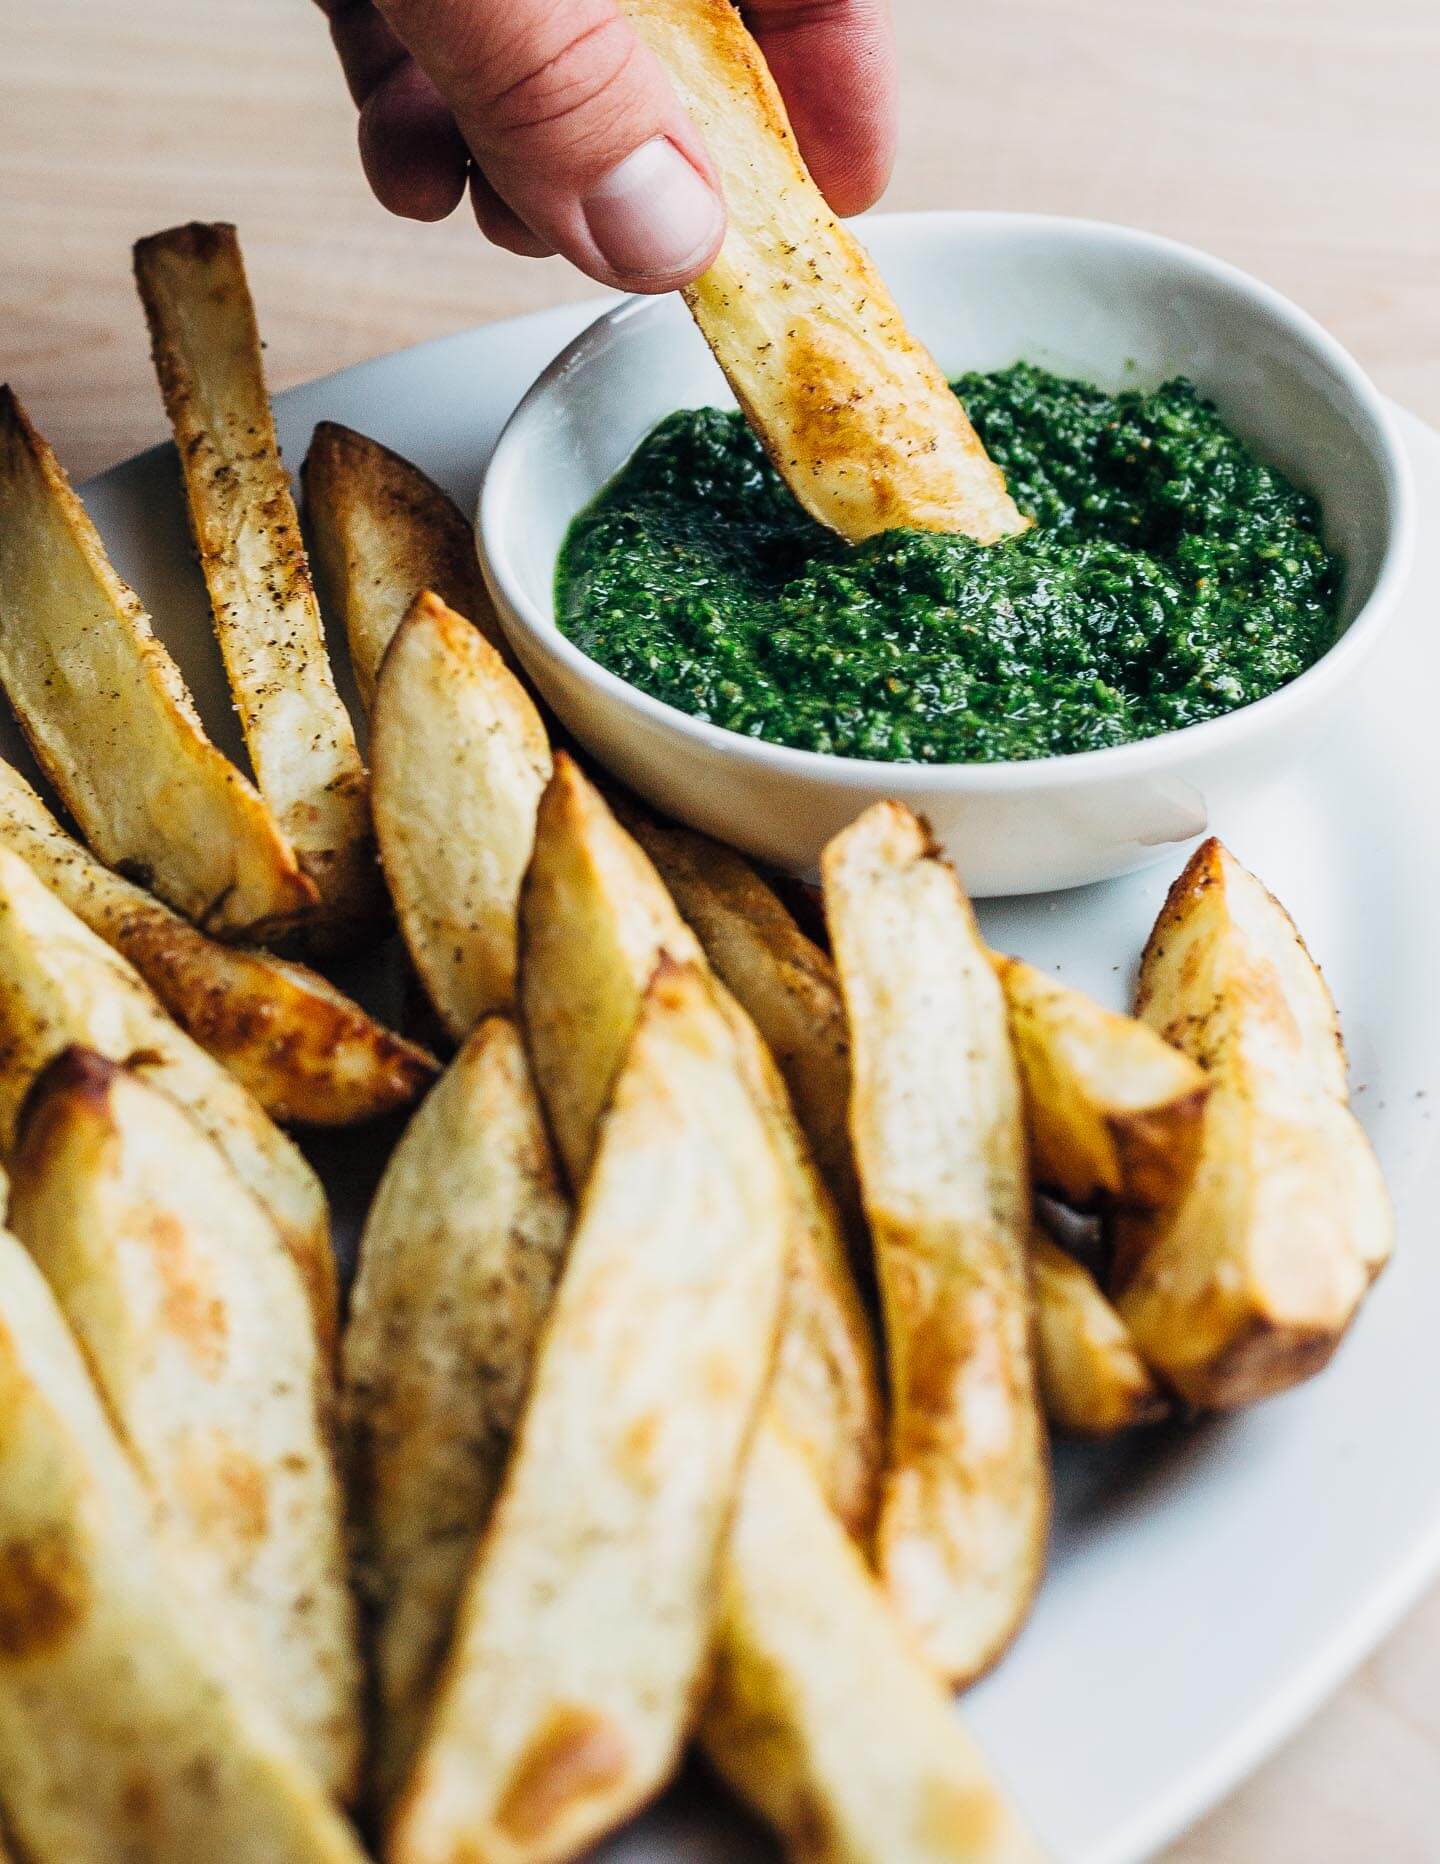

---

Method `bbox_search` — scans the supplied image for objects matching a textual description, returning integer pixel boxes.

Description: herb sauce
[555,363,1341,763]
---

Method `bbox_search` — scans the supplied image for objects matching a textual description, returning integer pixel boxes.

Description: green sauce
[555,363,1341,764]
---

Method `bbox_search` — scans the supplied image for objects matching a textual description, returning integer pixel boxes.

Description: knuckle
[480,9,642,146]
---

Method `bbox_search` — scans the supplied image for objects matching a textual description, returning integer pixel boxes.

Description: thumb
[376,0,726,290]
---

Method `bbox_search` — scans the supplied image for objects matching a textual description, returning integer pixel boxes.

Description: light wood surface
[3,0,1439,1856]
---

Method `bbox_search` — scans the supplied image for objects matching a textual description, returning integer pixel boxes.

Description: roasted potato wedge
[519,754,881,1535]
[0,757,435,1125]
[133,224,380,946]
[995,953,1210,1213]
[0,1229,368,1864]
[7,1050,361,1798]
[372,591,552,1039]
[1030,1228,1166,1437]
[303,421,501,711]
[823,802,1048,1685]
[0,386,314,939]
[344,1016,572,1806]
[0,846,336,1352]
[704,1420,1044,1864]
[618,1,1024,544]
[627,813,864,1245]
[1112,838,1392,1408]
[391,961,790,1864]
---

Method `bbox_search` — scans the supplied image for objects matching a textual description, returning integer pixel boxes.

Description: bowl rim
[478,209,1415,795]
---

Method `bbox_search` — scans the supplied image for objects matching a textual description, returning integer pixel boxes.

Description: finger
[376,0,726,291]
[744,0,896,215]
[359,58,471,220]
[320,0,409,105]
[469,169,558,258]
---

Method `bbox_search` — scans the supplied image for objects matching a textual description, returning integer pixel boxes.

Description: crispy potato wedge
[0,847,336,1353]
[519,754,881,1535]
[1030,1228,1166,1437]
[995,953,1210,1213]
[0,386,315,939]
[1112,838,1392,1408]
[344,1016,572,1806]
[704,1420,1044,1864]
[823,802,1048,1685]
[0,1229,368,1864]
[7,1050,362,1798]
[618,2,1024,545]
[391,961,790,1864]
[372,591,552,1039]
[0,757,435,1124]
[627,813,865,1245]
[303,421,501,711]
[133,224,381,945]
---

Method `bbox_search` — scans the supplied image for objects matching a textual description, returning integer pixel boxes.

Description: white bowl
[478,212,1413,893]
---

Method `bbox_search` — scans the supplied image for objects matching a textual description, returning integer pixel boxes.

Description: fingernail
[584,138,723,281]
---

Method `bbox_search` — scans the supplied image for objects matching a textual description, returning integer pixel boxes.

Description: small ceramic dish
[478,212,1413,894]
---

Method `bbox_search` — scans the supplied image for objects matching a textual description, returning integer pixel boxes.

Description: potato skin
[303,420,500,713]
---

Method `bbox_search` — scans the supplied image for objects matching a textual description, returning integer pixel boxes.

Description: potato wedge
[7,1050,361,1798]
[390,961,790,1864]
[823,802,1048,1685]
[617,2,1024,545]
[1030,1228,1165,1437]
[1112,838,1392,1408]
[133,224,380,945]
[0,846,336,1353]
[344,1016,572,1807]
[995,953,1210,1213]
[0,1229,368,1864]
[627,813,865,1245]
[0,757,435,1124]
[519,754,881,1535]
[372,591,552,1039]
[303,421,501,711]
[0,386,314,939]
[704,1420,1044,1864]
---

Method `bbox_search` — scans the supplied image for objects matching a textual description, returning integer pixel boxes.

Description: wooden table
[4,0,1439,1854]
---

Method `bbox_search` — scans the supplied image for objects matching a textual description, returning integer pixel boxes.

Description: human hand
[316,0,896,291]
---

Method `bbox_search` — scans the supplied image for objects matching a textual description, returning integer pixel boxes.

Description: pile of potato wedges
[0,215,1390,1864]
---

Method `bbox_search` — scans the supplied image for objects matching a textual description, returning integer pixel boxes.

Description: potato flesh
[133,224,379,943]
[704,1421,1045,1864]
[823,802,1048,1685]
[0,756,435,1125]
[0,388,314,939]
[1030,1230,1165,1437]
[303,420,500,713]
[0,847,336,1355]
[519,755,882,1535]
[344,1017,572,1806]
[0,1230,367,1864]
[1113,839,1391,1408]
[390,963,790,1864]
[619,0,1024,544]
[372,592,552,1040]
[7,1052,361,1799]
[997,953,1210,1213]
